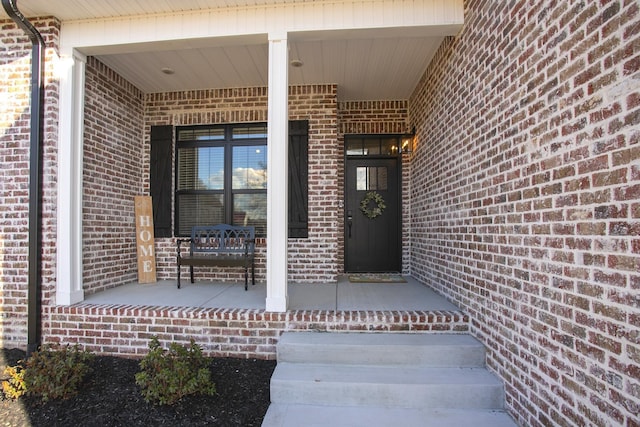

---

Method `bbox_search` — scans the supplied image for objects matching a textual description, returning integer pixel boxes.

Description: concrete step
[263,404,517,427]
[270,362,505,409]
[277,332,486,367]
[262,332,517,427]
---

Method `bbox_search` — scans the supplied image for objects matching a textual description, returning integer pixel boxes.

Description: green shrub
[2,344,94,402]
[135,337,216,405]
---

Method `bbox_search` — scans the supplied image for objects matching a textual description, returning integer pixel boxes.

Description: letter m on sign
[134,196,157,283]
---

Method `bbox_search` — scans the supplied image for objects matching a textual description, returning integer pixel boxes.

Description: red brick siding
[44,305,468,360]
[6,9,635,425]
[338,100,409,135]
[0,17,60,348]
[145,85,341,283]
[83,56,145,295]
[409,1,640,426]
[289,85,341,281]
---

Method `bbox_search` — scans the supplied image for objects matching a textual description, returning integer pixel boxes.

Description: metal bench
[176,224,255,290]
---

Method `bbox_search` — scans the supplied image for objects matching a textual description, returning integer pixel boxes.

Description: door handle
[347,210,353,238]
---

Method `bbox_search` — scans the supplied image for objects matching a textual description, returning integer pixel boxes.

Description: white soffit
[4,1,464,100]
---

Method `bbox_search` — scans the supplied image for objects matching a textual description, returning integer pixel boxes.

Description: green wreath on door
[359,191,386,219]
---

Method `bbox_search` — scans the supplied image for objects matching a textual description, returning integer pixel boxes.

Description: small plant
[135,337,216,405]
[2,344,94,402]
[2,365,27,400]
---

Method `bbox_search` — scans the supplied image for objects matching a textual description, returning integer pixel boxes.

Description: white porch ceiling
[3,0,459,100]
[92,35,443,100]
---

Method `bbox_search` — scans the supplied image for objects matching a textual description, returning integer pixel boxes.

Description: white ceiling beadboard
[3,0,464,100]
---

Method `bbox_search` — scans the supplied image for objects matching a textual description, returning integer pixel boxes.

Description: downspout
[2,0,45,355]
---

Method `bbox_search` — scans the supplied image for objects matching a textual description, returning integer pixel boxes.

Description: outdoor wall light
[400,127,415,154]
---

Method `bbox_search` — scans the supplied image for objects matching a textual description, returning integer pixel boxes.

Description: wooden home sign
[134,196,157,283]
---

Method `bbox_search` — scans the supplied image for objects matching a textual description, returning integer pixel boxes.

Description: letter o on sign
[140,229,152,242]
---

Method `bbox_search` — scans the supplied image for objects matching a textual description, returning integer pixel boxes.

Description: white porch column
[265,32,289,312]
[56,51,85,305]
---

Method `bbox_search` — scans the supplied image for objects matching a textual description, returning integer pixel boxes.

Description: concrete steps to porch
[261,332,516,427]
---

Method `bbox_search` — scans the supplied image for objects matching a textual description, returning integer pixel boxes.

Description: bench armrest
[176,238,192,256]
[244,238,255,256]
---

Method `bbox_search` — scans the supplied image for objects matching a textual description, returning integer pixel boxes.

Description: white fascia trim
[59,0,463,54]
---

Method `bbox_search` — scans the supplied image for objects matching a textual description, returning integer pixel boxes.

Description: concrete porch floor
[81,275,459,312]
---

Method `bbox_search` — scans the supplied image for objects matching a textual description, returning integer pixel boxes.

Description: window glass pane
[177,146,224,190]
[356,166,388,190]
[377,167,388,190]
[177,194,224,235]
[347,136,404,156]
[346,138,364,155]
[233,125,267,139]
[175,123,270,237]
[233,194,267,236]
[381,138,400,155]
[232,145,267,189]
[356,167,367,190]
[177,127,224,141]
[363,139,380,155]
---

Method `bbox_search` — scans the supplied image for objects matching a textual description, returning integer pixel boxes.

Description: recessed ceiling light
[161,67,175,75]
[290,59,303,68]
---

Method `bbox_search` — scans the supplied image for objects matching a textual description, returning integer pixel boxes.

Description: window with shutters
[175,123,268,237]
[150,121,308,238]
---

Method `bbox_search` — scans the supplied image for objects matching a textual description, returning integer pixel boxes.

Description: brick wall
[338,100,409,135]
[0,17,60,348]
[44,304,468,360]
[145,84,341,283]
[289,85,340,282]
[83,56,145,295]
[409,1,640,426]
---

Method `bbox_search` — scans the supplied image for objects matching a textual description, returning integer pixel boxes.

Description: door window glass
[356,166,388,191]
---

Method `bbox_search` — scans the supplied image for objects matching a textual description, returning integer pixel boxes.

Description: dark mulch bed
[0,348,276,427]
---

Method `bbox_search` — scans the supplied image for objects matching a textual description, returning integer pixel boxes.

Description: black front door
[345,156,401,272]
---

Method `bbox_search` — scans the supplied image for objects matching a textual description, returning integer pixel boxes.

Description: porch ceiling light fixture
[290,59,304,68]
[161,67,175,75]
[400,127,415,154]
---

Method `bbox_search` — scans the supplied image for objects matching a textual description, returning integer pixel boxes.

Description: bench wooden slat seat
[176,224,255,290]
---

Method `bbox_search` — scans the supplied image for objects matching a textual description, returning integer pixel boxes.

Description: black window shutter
[150,125,173,238]
[288,120,309,238]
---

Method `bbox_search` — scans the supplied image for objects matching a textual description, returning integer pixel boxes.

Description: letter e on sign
[134,196,157,283]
